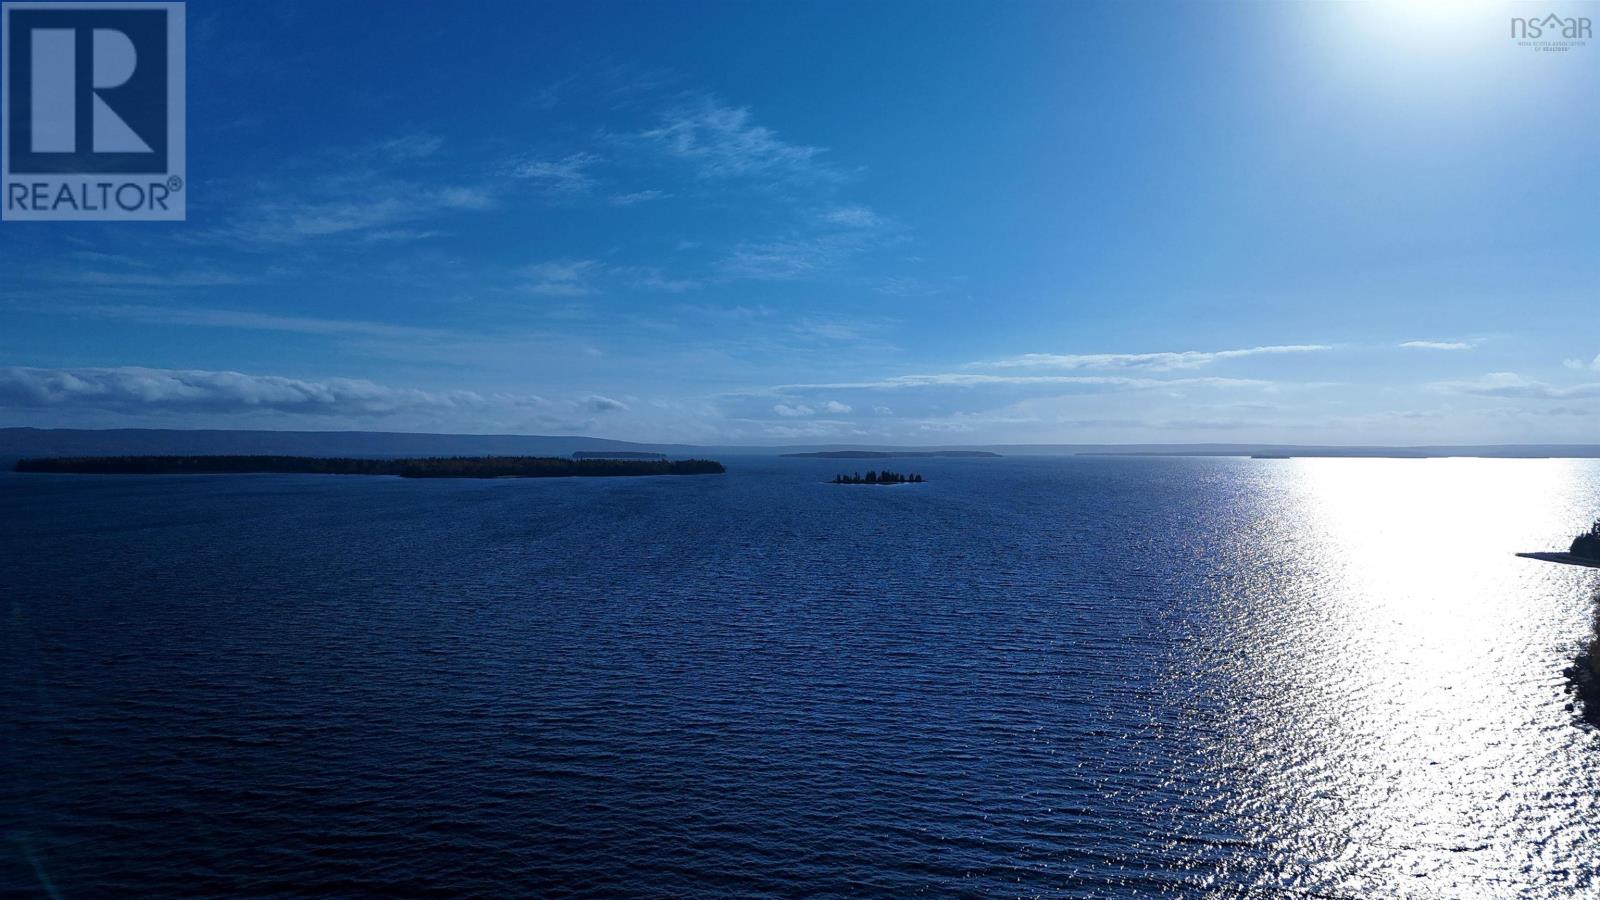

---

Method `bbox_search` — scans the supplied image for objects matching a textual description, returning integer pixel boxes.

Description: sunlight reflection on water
[1186,459,1600,896]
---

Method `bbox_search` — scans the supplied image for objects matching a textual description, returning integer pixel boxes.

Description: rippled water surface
[5,456,1600,896]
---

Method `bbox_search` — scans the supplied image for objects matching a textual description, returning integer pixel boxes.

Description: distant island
[14,455,726,479]
[785,450,998,459]
[831,470,923,485]
[1517,520,1600,569]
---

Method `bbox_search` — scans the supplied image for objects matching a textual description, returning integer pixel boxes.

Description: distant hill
[0,428,700,459]
[4,429,1600,461]
[780,450,1001,459]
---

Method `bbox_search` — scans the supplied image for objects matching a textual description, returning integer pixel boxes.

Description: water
[4,456,1599,896]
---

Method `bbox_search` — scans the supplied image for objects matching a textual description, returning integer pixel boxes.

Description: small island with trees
[831,470,923,485]
[1518,519,1600,569]
[14,455,726,479]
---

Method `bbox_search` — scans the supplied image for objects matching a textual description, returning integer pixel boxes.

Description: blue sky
[1,0,1597,444]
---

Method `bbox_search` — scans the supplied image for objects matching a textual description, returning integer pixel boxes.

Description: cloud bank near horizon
[3,352,1596,446]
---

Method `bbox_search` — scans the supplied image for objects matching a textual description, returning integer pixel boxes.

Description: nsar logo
[1510,12,1592,52]
[2,2,185,221]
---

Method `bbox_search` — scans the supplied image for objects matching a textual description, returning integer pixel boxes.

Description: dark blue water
[5,456,1600,896]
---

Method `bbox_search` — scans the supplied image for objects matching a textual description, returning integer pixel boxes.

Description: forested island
[14,455,726,479]
[832,470,923,485]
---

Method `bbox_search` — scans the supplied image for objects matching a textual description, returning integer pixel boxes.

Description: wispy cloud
[971,344,1331,372]
[777,373,1274,391]
[1563,354,1600,371]
[875,275,952,298]
[374,133,444,161]
[50,269,253,288]
[609,189,669,206]
[518,260,601,297]
[1431,372,1600,400]
[68,303,447,341]
[643,97,838,183]
[514,261,700,296]
[217,184,494,246]
[788,318,887,345]
[621,267,701,293]
[771,400,851,418]
[818,205,882,228]
[0,365,499,416]
[508,152,601,193]
[719,230,888,281]
[1400,340,1475,351]
[0,365,634,431]
[583,394,629,413]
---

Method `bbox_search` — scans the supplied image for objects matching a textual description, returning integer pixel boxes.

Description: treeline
[1573,530,1600,560]
[14,455,726,479]
[832,470,923,484]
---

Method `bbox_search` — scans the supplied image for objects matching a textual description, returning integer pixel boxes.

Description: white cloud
[789,318,877,343]
[70,304,447,341]
[822,400,852,414]
[508,152,600,193]
[875,276,949,298]
[1431,372,1600,400]
[435,186,495,210]
[621,267,701,293]
[220,184,495,245]
[584,395,629,413]
[0,366,501,416]
[819,205,882,228]
[643,98,835,183]
[1563,354,1600,371]
[777,373,1274,391]
[375,133,444,160]
[53,269,252,288]
[972,344,1330,372]
[519,259,600,297]
[773,403,814,417]
[0,366,636,431]
[609,189,669,206]
[719,232,879,281]
[1400,340,1474,351]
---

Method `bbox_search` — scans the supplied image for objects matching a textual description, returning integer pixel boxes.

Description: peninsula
[14,455,726,479]
[1517,520,1600,569]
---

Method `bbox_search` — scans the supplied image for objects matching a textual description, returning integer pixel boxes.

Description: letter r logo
[29,26,153,154]
[5,4,178,174]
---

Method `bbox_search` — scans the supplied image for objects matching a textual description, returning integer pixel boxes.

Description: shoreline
[1515,552,1600,570]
